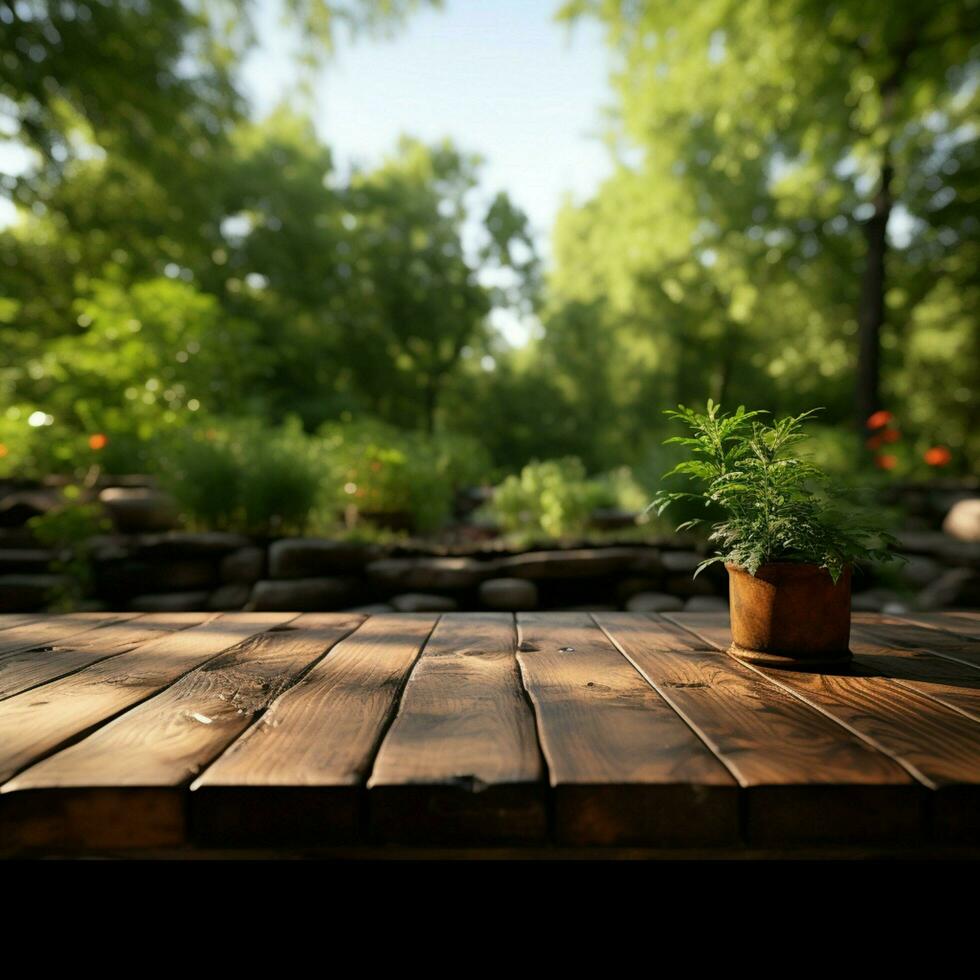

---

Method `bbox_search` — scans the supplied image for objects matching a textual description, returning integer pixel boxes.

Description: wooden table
[1,610,978,858]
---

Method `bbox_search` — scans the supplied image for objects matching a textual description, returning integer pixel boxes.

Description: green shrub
[156,418,323,535]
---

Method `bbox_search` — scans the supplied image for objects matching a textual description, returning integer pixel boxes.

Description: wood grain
[0,612,211,701]
[190,613,436,846]
[0,614,47,633]
[595,613,921,845]
[516,612,737,846]
[0,612,293,789]
[893,611,980,641]
[367,613,545,843]
[0,612,138,660]
[669,612,980,842]
[1,613,359,849]
[854,613,980,669]
[850,623,980,721]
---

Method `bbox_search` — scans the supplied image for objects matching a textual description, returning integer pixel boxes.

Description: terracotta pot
[726,562,852,667]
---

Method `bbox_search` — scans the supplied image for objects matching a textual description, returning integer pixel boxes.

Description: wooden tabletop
[1,610,978,858]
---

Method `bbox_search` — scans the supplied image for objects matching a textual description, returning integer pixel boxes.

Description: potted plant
[649,401,900,667]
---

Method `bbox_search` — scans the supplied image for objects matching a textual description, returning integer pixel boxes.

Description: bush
[156,418,323,535]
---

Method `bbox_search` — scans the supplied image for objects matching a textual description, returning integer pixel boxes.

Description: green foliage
[651,401,902,581]
[26,492,112,609]
[157,420,323,535]
[488,457,646,539]
[320,418,492,531]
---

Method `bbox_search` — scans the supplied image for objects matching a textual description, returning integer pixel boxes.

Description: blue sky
[242,0,614,258]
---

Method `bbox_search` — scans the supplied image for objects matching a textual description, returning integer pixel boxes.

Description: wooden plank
[0,612,212,701]
[367,613,545,844]
[0,614,47,633]
[190,613,436,846]
[0,612,139,659]
[0,612,293,791]
[853,613,980,670]
[595,613,921,846]
[894,611,980,641]
[668,612,980,843]
[515,612,738,847]
[850,623,980,722]
[1,613,360,851]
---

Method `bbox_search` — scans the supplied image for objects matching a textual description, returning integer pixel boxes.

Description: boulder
[851,588,902,612]
[110,559,218,594]
[478,577,538,611]
[268,538,374,578]
[915,568,980,610]
[494,547,639,580]
[616,577,664,602]
[249,577,358,611]
[98,487,178,533]
[626,550,665,576]
[0,548,56,574]
[893,531,950,556]
[129,591,211,612]
[660,550,703,574]
[134,531,250,558]
[207,583,251,611]
[683,595,728,611]
[390,593,459,613]
[666,573,718,597]
[368,556,491,591]
[346,603,396,613]
[943,498,980,543]
[0,573,69,611]
[0,490,62,527]
[625,591,685,613]
[894,553,944,589]
[220,546,266,583]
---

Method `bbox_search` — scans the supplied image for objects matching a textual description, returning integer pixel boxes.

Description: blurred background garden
[0,0,977,614]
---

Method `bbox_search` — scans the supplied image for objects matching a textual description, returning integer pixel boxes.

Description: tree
[555,0,979,457]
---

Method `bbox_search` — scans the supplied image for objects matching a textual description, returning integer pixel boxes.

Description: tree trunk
[855,157,893,433]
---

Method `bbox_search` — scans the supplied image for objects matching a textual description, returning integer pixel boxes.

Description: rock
[938,540,980,569]
[98,487,178,533]
[0,490,61,527]
[893,531,950,556]
[0,573,70,611]
[249,577,358,611]
[625,592,685,612]
[107,559,218,594]
[943,498,980,542]
[894,553,944,589]
[494,547,639,580]
[851,588,902,612]
[207,583,251,611]
[0,548,56,574]
[268,538,374,578]
[134,531,250,558]
[390,593,459,613]
[683,595,728,611]
[129,591,211,611]
[915,568,980,610]
[589,508,639,531]
[616,577,664,602]
[660,550,703,574]
[478,577,538,610]
[220,546,266,583]
[369,557,491,591]
[553,603,618,612]
[627,549,665,576]
[666,573,717,597]
[86,534,132,563]
[346,603,396,613]
[882,601,911,615]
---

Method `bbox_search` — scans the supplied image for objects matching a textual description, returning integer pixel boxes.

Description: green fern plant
[649,400,900,582]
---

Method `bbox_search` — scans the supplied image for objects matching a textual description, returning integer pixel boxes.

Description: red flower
[874,454,898,470]
[865,434,884,450]
[88,433,108,451]
[0,443,7,458]
[866,410,894,430]
[924,446,952,466]
[880,428,901,443]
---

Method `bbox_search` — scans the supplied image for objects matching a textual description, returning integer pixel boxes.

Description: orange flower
[88,433,108,451]
[865,434,884,450]
[880,428,901,443]
[924,446,952,466]
[874,454,898,470]
[0,443,7,458]
[866,410,894,430]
